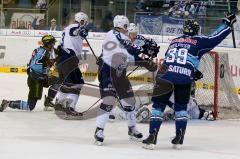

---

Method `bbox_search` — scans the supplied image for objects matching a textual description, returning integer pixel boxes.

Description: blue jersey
[28,46,50,75]
[162,23,231,84]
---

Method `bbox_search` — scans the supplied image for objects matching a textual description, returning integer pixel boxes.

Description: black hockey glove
[222,12,236,26]
[79,27,88,38]
[142,39,159,58]
[194,69,203,81]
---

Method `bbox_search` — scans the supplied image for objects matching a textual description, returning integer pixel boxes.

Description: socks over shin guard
[126,111,136,127]
[175,110,188,135]
[149,108,164,134]
[9,100,29,110]
[96,112,110,129]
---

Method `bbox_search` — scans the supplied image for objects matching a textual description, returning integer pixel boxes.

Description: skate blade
[94,140,103,146]
[129,136,143,142]
[142,144,155,150]
[172,144,181,150]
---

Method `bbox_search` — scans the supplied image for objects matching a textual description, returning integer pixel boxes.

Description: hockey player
[142,13,236,149]
[0,35,56,111]
[94,15,158,145]
[54,12,89,115]
[108,23,159,121]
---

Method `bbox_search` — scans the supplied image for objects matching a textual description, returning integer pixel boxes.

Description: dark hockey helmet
[183,20,200,36]
[41,35,56,46]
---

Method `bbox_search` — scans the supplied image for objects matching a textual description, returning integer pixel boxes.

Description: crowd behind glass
[0,0,239,33]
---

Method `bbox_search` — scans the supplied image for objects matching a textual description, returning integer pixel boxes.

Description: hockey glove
[194,69,203,81]
[79,27,88,38]
[223,12,236,26]
[136,59,158,72]
[142,39,159,58]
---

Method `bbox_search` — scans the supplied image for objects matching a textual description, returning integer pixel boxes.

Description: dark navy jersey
[162,23,231,84]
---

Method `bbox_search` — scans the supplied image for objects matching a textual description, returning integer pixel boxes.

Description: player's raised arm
[197,13,236,56]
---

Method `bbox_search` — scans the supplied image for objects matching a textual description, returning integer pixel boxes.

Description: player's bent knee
[102,96,116,106]
[122,105,135,112]
[99,103,113,112]
[120,97,135,106]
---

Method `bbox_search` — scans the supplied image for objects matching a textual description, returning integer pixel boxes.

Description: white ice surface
[0,73,240,159]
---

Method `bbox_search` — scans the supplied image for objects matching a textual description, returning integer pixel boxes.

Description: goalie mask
[183,20,200,36]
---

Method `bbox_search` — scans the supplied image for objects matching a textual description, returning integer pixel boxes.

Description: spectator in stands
[36,0,47,9]
[86,19,103,32]
[48,18,61,31]
[3,0,15,8]
[16,20,27,29]
[0,10,5,28]
[32,16,47,30]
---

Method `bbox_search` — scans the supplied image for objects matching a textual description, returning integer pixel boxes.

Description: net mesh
[196,52,240,119]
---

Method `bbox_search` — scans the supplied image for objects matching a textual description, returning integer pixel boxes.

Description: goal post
[196,51,240,119]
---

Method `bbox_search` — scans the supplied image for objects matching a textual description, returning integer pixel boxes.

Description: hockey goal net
[195,51,240,119]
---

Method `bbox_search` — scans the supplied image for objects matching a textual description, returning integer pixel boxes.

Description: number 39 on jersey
[166,48,188,65]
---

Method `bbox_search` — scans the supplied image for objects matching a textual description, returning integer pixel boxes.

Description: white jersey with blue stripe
[101,30,136,67]
[60,23,83,57]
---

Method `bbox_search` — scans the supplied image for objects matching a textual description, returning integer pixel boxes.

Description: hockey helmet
[113,15,129,31]
[42,35,56,46]
[75,12,89,26]
[183,20,200,36]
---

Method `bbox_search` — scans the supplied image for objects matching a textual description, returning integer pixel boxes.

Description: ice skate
[142,131,158,150]
[94,127,104,146]
[0,99,10,112]
[128,126,143,141]
[171,129,185,150]
[65,107,82,116]
[44,95,54,111]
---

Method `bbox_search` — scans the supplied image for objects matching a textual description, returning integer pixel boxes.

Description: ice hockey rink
[1,73,240,159]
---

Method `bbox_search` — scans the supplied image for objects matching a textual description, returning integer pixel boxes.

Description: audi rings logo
[220,64,225,78]
[22,30,32,36]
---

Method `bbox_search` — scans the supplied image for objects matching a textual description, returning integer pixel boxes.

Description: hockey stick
[127,66,140,77]
[226,2,236,48]
[84,38,98,60]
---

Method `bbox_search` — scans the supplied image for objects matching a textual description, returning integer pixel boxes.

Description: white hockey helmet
[75,12,89,25]
[113,15,129,31]
[128,23,138,33]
